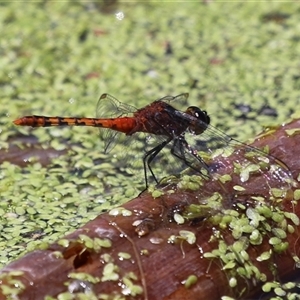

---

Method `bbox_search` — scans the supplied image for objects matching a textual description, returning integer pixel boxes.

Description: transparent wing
[160,93,189,106]
[96,93,137,118]
[96,94,137,152]
[178,113,293,192]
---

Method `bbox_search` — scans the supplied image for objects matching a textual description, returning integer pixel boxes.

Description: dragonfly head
[186,106,210,135]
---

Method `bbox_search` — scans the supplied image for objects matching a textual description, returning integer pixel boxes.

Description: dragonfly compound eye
[186,106,210,135]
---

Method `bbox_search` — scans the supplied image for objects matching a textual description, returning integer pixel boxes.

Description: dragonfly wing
[101,130,122,153]
[96,94,137,153]
[96,94,137,118]
[160,93,189,106]
[182,121,293,191]
[100,132,171,185]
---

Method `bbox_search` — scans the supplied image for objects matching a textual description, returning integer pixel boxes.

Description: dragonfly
[13,93,292,191]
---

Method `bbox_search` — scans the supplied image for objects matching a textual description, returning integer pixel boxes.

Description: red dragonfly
[14,93,291,190]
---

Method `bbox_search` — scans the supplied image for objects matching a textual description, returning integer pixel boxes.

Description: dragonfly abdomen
[13,115,138,134]
[13,116,98,127]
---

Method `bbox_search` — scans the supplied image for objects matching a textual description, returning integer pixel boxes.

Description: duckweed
[183,274,198,288]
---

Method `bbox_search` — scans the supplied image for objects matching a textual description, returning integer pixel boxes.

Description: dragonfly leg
[143,138,172,187]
